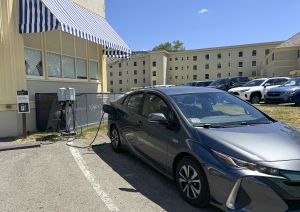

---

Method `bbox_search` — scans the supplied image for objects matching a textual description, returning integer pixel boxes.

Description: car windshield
[242,79,265,87]
[209,79,227,86]
[282,78,300,87]
[171,92,271,127]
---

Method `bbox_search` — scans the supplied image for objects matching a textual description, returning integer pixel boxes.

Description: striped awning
[19,0,131,58]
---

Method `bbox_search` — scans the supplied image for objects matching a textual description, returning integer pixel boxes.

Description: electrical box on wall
[58,88,76,102]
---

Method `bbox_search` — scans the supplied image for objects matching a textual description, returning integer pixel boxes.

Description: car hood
[196,122,300,162]
[268,86,300,92]
[228,86,260,92]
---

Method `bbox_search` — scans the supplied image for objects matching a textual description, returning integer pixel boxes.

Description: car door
[119,93,145,154]
[137,93,179,171]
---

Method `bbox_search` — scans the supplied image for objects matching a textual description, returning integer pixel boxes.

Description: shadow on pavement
[92,143,221,212]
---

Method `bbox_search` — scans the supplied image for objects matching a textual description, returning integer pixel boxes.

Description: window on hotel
[143,78,146,83]
[193,56,197,61]
[252,50,257,56]
[153,71,157,76]
[153,80,157,85]
[217,63,221,69]
[89,60,99,80]
[265,49,270,55]
[252,61,257,67]
[134,79,137,84]
[193,75,197,80]
[119,71,122,76]
[76,59,87,79]
[110,81,113,85]
[205,74,209,79]
[205,54,209,60]
[134,62,137,66]
[272,53,275,61]
[298,50,300,58]
[217,53,221,59]
[24,48,43,76]
[109,72,113,77]
[217,73,221,78]
[205,64,209,70]
[193,65,197,70]
[239,72,243,76]
[134,70,137,75]
[239,51,243,57]
[252,71,257,77]
[119,80,122,84]
[152,61,157,67]
[48,52,62,78]
[62,56,75,79]
[238,62,243,67]
[119,63,122,68]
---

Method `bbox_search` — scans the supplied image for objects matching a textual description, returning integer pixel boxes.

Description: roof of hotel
[276,32,300,49]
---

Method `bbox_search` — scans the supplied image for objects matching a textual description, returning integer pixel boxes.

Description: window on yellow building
[24,48,43,76]
[89,60,99,80]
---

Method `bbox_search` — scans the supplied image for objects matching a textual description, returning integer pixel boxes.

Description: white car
[228,77,290,104]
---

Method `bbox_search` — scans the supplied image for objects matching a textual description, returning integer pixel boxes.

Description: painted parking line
[69,142,120,212]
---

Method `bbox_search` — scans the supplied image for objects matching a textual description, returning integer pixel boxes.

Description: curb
[0,142,41,152]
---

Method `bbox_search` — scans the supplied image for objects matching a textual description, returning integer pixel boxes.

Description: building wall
[72,0,105,17]
[107,42,281,92]
[264,48,299,77]
[0,0,27,137]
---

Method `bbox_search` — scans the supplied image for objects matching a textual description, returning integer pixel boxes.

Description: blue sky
[106,0,300,51]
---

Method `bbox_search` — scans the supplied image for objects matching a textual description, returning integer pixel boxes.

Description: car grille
[267,92,281,97]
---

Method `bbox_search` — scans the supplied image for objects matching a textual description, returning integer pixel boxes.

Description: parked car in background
[183,80,214,87]
[265,77,300,106]
[208,77,249,91]
[228,77,290,104]
[104,86,300,211]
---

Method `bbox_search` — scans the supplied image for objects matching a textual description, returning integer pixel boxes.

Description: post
[22,113,27,138]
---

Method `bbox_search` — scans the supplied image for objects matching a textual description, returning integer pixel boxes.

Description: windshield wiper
[194,123,224,129]
[240,121,272,125]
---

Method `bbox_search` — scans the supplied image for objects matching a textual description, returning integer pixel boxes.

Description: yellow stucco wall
[72,0,105,17]
[0,0,26,107]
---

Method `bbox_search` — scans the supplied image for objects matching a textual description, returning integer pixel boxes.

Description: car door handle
[137,121,143,126]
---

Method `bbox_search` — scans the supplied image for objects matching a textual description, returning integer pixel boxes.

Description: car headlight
[240,89,250,93]
[212,150,280,176]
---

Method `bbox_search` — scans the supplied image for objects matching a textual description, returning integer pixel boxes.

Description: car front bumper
[205,166,300,211]
[265,93,296,103]
[229,91,251,101]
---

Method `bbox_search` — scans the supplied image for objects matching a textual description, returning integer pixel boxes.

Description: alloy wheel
[178,165,202,200]
[110,129,119,149]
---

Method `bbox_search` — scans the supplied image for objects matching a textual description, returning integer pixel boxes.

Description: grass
[77,122,108,139]
[255,105,300,129]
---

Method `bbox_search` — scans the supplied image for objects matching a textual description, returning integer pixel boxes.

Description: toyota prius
[104,86,300,211]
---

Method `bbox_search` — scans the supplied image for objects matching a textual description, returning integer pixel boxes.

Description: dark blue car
[265,77,300,106]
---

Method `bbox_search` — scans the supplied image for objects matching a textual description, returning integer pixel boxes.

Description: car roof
[141,86,224,95]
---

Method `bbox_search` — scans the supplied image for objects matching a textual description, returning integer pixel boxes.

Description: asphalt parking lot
[0,136,220,212]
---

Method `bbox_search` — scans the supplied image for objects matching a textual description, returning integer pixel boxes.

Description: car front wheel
[110,126,122,153]
[250,93,261,104]
[175,157,209,207]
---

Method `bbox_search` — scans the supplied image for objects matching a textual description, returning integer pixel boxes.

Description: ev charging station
[57,88,76,136]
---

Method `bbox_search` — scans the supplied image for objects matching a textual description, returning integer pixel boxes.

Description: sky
[106,0,300,51]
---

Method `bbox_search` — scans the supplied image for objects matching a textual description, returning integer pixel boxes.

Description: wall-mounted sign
[17,90,30,114]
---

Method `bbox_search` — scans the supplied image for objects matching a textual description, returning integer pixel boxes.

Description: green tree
[152,40,185,51]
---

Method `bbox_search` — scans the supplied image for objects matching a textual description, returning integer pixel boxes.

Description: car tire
[175,157,209,208]
[250,93,261,104]
[110,126,122,153]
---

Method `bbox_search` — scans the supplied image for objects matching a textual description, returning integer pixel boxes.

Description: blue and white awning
[19,0,131,58]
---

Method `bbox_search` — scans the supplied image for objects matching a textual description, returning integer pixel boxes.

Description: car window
[275,78,289,85]
[126,93,144,114]
[142,94,169,118]
[265,79,278,85]
[171,92,269,126]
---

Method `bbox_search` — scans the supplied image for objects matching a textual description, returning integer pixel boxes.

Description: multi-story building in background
[108,33,300,92]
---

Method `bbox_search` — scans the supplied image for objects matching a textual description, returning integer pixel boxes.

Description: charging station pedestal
[58,88,76,136]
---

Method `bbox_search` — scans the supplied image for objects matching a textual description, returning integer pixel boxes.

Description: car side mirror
[148,113,168,124]
[103,104,115,114]
[264,83,271,87]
